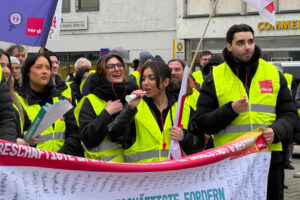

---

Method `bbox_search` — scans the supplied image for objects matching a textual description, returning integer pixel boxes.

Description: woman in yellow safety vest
[16,53,83,156]
[74,54,138,162]
[108,61,204,163]
[0,49,39,146]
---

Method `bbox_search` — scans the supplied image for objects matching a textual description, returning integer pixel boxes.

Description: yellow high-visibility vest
[192,70,204,88]
[283,73,293,90]
[129,70,140,86]
[17,94,65,152]
[123,99,191,163]
[74,94,125,162]
[213,59,282,151]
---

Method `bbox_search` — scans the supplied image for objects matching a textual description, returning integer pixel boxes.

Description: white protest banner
[0,129,270,200]
[48,0,62,40]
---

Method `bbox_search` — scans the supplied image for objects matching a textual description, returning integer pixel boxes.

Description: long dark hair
[140,60,176,93]
[21,53,52,89]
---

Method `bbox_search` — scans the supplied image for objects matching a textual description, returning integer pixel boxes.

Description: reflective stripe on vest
[192,70,204,87]
[125,149,169,163]
[129,70,140,86]
[123,99,190,163]
[81,140,121,152]
[74,94,125,162]
[218,124,268,135]
[213,59,282,151]
[16,95,66,152]
[38,132,65,143]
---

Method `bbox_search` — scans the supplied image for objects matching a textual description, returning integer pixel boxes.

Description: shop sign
[258,20,300,31]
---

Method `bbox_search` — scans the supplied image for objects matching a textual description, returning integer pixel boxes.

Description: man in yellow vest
[168,59,199,111]
[192,24,298,200]
[191,50,212,91]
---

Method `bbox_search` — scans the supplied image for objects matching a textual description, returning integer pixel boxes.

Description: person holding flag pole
[108,61,203,163]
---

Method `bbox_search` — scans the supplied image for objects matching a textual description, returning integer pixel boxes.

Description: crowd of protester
[0,24,300,200]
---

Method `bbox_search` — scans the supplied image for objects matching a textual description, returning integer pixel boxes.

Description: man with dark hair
[192,50,213,90]
[6,44,25,66]
[192,24,297,200]
[43,50,75,106]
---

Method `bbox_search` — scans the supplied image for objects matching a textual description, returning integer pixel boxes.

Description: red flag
[244,0,276,26]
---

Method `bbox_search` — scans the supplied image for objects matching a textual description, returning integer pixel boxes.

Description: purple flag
[0,0,58,47]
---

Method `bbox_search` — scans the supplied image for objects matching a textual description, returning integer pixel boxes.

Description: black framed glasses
[105,63,123,71]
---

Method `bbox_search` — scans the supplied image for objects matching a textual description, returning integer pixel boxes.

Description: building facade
[178,0,300,64]
[1,0,300,68]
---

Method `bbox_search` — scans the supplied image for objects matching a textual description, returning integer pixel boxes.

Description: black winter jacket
[108,92,205,155]
[192,46,298,164]
[0,71,17,142]
[77,74,138,148]
[18,84,83,157]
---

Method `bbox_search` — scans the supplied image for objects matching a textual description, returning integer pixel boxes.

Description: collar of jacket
[18,84,57,106]
[222,45,262,84]
[89,73,138,104]
[143,91,177,113]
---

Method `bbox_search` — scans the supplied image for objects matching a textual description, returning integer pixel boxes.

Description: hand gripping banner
[0,128,271,200]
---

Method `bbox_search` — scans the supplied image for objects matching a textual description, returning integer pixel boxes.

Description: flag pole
[188,0,219,75]
[25,46,29,58]
[39,47,45,54]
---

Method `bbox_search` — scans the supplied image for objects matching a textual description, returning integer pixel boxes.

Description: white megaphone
[125,91,146,103]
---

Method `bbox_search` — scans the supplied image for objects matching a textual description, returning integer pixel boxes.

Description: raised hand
[232,96,248,114]
[105,100,123,115]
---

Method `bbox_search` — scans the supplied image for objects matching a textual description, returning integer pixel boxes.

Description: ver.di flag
[244,0,276,26]
[0,0,58,47]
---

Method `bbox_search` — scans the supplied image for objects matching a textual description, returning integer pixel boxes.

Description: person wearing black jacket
[75,54,138,162]
[192,24,297,200]
[17,53,83,157]
[108,61,204,163]
[69,66,90,103]
[0,50,17,142]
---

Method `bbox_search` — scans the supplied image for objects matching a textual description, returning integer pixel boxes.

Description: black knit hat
[203,55,224,75]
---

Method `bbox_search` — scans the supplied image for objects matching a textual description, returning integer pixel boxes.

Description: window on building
[76,0,99,11]
[62,0,70,13]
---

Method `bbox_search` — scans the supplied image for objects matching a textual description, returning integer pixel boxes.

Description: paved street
[284,145,300,200]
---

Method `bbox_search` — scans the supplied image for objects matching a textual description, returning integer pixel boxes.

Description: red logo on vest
[259,80,273,93]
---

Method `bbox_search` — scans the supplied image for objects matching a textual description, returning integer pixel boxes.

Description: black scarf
[222,45,262,91]
[18,83,57,106]
[89,73,138,104]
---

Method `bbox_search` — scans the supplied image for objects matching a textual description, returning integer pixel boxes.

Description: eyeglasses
[105,63,123,71]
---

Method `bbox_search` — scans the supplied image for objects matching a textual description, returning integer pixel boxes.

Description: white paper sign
[48,0,62,40]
